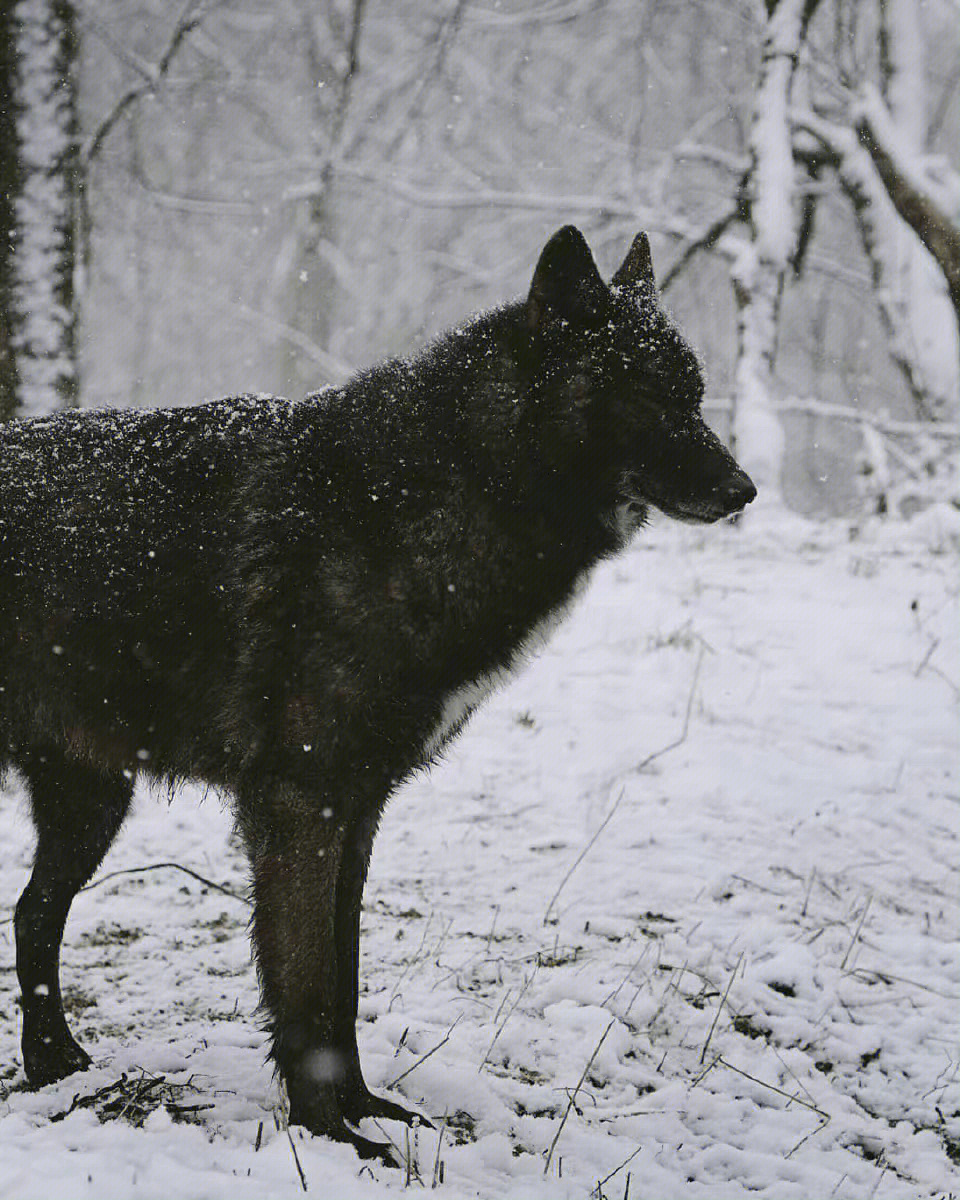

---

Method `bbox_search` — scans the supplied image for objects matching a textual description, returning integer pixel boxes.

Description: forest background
[0,0,957,519]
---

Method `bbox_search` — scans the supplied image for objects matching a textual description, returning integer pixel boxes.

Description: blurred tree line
[2,0,958,515]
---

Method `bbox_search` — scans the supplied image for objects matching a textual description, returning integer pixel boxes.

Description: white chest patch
[420,574,590,764]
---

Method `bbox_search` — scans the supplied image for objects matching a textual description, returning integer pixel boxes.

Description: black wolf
[1,226,754,1160]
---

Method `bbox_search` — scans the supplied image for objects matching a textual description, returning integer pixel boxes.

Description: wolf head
[520,225,755,532]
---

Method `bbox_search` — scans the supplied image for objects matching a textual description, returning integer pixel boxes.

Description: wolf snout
[714,472,757,516]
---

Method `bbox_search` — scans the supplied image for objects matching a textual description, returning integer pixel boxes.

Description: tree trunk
[795,81,959,421]
[0,4,21,420]
[833,113,958,421]
[857,114,960,318]
[857,0,959,417]
[12,0,80,417]
[731,0,822,508]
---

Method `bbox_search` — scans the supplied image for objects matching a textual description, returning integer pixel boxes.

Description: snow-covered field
[1,507,957,1199]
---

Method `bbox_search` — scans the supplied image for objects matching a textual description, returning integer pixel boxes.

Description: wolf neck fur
[309,304,617,562]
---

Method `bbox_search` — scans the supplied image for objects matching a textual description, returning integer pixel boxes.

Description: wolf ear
[612,231,656,294]
[526,225,609,332]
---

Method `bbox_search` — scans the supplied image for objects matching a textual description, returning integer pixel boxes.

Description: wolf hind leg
[14,747,133,1087]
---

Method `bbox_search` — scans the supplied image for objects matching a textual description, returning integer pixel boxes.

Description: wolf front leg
[334,809,433,1129]
[238,783,398,1164]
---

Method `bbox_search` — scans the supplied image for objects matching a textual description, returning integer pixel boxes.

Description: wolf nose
[716,474,757,514]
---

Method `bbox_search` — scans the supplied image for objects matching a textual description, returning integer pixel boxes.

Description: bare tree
[275,0,367,399]
[855,88,960,322]
[55,0,956,519]
[867,0,960,319]
[656,0,957,508]
[0,0,210,422]
[793,0,958,420]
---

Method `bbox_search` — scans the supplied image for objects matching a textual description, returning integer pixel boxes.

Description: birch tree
[0,4,20,420]
[11,0,80,417]
[730,0,822,508]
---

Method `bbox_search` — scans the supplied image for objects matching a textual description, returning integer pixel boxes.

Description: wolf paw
[23,1033,92,1088]
[288,1102,401,1165]
[341,1086,434,1129]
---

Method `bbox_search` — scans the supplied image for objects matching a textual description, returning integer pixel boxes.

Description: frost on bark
[12,0,80,417]
[0,4,21,420]
[731,0,821,507]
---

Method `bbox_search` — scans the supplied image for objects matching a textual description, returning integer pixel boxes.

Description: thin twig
[333,164,675,231]
[544,647,705,925]
[543,1018,616,1176]
[389,1015,462,1088]
[390,911,435,1006]
[701,395,960,438]
[700,952,743,1064]
[478,966,538,1072]
[716,1058,829,1120]
[383,0,468,159]
[485,905,501,954]
[543,789,625,925]
[601,940,653,1009]
[431,1113,448,1189]
[286,1129,308,1192]
[593,1144,643,1194]
[623,641,705,780]
[801,868,816,918]
[914,637,941,678]
[841,895,872,971]
[785,1114,831,1159]
[648,957,689,1030]
[80,862,249,905]
[660,204,743,293]
[84,1,207,163]
[690,1053,721,1088]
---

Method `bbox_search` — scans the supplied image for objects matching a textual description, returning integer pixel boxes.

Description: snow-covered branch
[660,204,747,294]
[795,103,958,419]
[705,394,960,438]
[854,85,960,313]
[332,165,711,248]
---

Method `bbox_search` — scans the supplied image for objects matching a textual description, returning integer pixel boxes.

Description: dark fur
[1,227,753,1160]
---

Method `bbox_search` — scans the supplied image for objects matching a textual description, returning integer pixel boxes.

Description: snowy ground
[0,506,957,1199]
